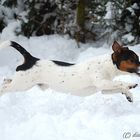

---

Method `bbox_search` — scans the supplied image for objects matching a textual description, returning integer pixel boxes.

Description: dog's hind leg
[2,78,12,85]
[0,80,35,96]
[0,73,37,96]
[0,80,14,95]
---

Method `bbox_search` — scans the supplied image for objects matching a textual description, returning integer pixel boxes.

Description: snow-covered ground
[0,35,140,140]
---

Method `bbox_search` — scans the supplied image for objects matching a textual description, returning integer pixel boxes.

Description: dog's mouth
[134,70,140,77]
[136,67,140,76]
[136,72,140,76]
[127,68,140,76]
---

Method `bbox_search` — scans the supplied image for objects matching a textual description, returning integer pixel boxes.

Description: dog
[0,41,140,102]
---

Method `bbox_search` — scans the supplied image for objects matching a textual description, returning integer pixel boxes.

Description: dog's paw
[122,93,133,102]
[126,96,133,102]
[122,90,133,102]
[3,79,12,85]
[128,84,138,89]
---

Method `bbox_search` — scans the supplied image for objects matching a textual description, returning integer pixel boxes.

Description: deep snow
[0,35,140,140]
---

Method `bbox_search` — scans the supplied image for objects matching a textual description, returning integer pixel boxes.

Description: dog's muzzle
[136,66,140,76]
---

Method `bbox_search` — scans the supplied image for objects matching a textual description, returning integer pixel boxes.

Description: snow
[1,21,21,41]
[0,34,140,140]
[132,3,139,10]
[122,33,135,44]
[104,2,114,20]
[127,7,135,16]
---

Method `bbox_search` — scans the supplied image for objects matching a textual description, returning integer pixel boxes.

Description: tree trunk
[77,0,85,29]
[76,0,86,43]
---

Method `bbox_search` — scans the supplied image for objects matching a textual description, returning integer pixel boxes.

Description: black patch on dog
[16,56,39,71]
[11,41,32,58]
[52,60,75,66]
[10,41,40,71]
[120,50,139,63]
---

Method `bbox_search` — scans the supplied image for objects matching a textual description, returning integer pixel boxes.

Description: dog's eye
[128,59,134,64]
[130,59,134,63]
[130,59,137,63]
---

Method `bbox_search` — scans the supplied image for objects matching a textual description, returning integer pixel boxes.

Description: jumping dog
[0,41,140,102]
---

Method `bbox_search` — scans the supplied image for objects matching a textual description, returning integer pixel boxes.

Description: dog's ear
[112,41,122,53]
[112,53,117,64]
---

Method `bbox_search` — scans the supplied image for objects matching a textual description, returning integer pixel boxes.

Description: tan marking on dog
[119,60,139,72]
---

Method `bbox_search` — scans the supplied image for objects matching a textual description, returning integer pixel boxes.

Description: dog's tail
[0,41,40,71]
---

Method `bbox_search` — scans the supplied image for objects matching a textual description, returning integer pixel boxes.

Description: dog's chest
[86,55,117,79]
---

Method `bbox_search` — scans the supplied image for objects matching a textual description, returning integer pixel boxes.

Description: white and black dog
[0,41,140,102]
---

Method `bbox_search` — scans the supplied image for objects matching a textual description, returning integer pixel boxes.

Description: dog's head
[112,41,140,75]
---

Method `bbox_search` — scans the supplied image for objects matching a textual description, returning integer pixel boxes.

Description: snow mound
[0,85,140,140]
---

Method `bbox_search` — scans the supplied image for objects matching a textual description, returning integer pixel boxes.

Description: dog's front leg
[102,88,133,102]
[95,80,137,102]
